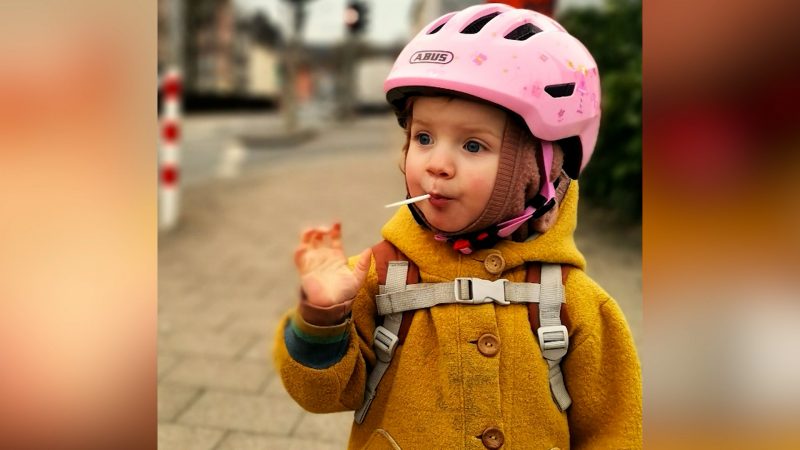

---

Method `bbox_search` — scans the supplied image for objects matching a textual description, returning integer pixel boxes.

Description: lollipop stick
[384,194,431,208]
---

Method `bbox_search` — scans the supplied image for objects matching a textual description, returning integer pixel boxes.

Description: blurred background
[156,0,641,449]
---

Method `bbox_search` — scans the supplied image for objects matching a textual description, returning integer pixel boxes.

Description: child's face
[405,96,505,233]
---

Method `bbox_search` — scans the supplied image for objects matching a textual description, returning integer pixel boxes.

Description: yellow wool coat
[273,183,642,449]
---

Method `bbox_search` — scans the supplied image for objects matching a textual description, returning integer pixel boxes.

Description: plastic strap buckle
[454,278,510,305]
[373,325,399,363]
[537,325,569,360]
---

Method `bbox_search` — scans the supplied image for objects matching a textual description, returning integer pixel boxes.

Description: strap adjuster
[373,325,399,362]
[454,278,510,305]
[537,325,569,360]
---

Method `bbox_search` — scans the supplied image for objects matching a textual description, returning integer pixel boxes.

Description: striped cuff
[284,309,350,369]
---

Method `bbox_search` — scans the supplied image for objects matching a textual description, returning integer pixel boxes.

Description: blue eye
[416,133,432,145]
[464,140,482,153]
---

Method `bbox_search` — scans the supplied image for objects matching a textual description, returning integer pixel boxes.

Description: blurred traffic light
[345,1,368,35]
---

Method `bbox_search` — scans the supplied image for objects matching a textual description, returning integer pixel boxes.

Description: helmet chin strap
[532,140,557,215]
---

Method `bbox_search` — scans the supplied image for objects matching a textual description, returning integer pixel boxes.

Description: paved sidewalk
[157,114,641,449]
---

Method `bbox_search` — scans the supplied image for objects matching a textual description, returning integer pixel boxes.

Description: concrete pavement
[157,113,641,449]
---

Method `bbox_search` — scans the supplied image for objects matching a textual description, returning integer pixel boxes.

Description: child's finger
[293,246,307,270]
[300,227,315,245]
[309,230,323,249]
[330,222,343,249]
[330,222,341,239]
[351,247,373,287]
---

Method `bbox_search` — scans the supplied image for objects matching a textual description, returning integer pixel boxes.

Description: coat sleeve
[271,254,380,413]
[562,270,643,449]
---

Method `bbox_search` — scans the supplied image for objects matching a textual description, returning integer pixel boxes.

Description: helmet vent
[427,22,447,34]
[460,12,500,34]
[544,83,575,98]
[504,23,542,41]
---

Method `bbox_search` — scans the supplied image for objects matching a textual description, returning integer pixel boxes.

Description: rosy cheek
[404,155,424,194]
[467,173,495,196]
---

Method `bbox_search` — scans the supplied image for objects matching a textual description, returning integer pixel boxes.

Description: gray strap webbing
[376,279,554,316]
[354,262,407,424]
[538,263,571,410]
[357,261,573,421]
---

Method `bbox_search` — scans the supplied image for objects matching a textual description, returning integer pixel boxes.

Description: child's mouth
[428,193,452,208]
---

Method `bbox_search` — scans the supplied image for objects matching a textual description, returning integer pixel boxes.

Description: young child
[274,4,641,449]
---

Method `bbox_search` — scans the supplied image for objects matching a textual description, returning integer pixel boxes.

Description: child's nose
[426,147,455,179]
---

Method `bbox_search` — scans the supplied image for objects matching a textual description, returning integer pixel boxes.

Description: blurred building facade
[158,0,411,112]
[158,0,283,100]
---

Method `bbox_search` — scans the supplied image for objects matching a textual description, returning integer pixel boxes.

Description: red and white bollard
[159,68,181,231]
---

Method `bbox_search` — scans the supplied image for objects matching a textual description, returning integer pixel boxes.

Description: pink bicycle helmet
[384,3,601,179]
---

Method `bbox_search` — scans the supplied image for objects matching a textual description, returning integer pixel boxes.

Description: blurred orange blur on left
[0,1,155,449]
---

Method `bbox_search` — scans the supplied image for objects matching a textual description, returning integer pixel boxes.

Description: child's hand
[294,222,372,307]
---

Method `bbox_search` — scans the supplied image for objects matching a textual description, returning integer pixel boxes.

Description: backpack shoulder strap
[525,263,572,330]
[371,240,417,343]
[526,262,573,411]
[356,240,418,424]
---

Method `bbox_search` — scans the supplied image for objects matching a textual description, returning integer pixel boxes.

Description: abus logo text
[409,50,454,65]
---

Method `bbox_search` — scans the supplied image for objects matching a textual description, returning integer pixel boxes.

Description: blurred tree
[558,0,641,221]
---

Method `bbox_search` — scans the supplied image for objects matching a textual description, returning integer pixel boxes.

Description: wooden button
[481,427,505,449]
[484,252,505,275]
[477,333,500,357]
